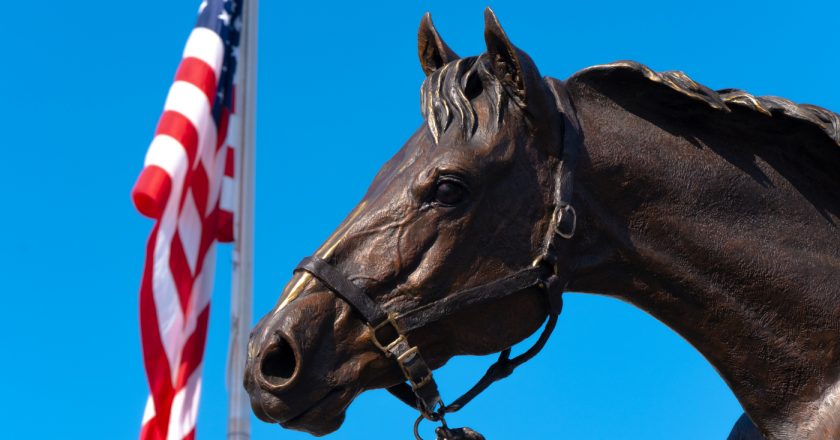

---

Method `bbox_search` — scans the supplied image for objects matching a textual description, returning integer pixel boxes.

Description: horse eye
[433,179,467,206]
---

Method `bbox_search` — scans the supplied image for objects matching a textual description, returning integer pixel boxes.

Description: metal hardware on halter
[370,313,442,414]
[414,413,443,440]
[414,412,488,440]
[370,313,405,354]
[399,347,434,388]
[555,202,576,239]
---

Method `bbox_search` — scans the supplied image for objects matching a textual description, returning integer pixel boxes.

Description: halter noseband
[293,78,581,440]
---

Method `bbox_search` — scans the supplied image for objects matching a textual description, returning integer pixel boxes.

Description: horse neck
[563,82,840,439]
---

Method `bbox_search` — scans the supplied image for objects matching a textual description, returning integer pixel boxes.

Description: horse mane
[567,61,840,205]
[569,61,840,147]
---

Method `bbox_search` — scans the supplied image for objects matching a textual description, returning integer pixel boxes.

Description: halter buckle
[371,313,405,355]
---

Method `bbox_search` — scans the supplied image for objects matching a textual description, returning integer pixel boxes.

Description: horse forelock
[420,54,510,144]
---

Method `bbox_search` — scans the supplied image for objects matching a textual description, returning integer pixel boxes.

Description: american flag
[132,1,244,438]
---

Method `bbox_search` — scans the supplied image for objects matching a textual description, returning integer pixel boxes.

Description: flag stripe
[224,146,235,177]
[132,166,173,219]
[175,306,210,388]
[144,135,190,178]
[156,111,199,165]
[175,57,218,105]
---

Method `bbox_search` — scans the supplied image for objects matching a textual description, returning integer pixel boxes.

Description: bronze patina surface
[245,9,840,439]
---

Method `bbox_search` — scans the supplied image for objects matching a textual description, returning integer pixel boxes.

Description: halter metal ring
[554,203,576,239]
[413,402,449,440]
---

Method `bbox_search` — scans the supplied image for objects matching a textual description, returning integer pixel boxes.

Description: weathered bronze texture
[244,8,840,439]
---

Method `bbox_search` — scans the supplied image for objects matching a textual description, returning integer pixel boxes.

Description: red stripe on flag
[224,146,234,177]
[175,57,218,106]
[190,165,209,216]
[175,305,210,388]
[156,110,199,166]
[216,209,234,243]
[140,416,164,440]
[132,166,172,219]
[139,225,176,435]
[195,209,218,277]
[169,233,195,312]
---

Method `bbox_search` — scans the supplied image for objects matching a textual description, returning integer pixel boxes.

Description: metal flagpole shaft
[228,0,257,438]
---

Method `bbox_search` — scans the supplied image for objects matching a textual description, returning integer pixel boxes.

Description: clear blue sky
[2,1,837,439]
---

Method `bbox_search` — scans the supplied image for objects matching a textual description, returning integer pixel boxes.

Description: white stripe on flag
[142,395,156,425]
[191,246,216,316]
[226,112,242,149]
[181,248,216,342]
[177,192,203,273]
[144,135,189,180]
[152,231,186,381]
[220,176,235,212]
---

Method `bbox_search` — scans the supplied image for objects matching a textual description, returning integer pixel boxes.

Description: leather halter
[294,78,581,438]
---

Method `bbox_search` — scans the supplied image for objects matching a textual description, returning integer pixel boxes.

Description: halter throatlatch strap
[293,78,582,438]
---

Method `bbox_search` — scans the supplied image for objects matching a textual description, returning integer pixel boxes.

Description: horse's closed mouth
[281,387,348,426]
[256,386,351,434]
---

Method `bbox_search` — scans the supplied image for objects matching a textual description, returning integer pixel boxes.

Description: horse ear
[418,13,460,76]
[483,8,530,103]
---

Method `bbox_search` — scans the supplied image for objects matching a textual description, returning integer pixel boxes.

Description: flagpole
[228,0,257,439]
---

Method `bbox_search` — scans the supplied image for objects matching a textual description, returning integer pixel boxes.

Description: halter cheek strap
[293,78,581,440]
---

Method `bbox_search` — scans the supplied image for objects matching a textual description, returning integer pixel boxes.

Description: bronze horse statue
[244,9,840,439]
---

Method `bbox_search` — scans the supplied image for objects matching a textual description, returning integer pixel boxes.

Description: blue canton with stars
[196,0,243,125]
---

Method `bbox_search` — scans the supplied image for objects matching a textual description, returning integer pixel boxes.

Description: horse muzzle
[243,286,391,435]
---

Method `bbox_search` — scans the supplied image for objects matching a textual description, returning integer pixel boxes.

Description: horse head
[244,9,571,435]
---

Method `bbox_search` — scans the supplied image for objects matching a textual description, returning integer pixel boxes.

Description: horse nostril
[259,334,299,388]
